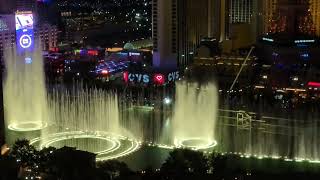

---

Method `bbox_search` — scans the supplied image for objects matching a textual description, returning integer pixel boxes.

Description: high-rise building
[229,0,253,23]
[216,0,261,51]
[309,0,320,37]
[257,0,320,71]
[16,0,36,12]
[231,0,320,43]
[213,0,257,41]
[230,0,282,43]
[210,0,229,42]
[177,0,214,66]
[268,0,316,35]
[0,0,37,14]
[250,0,264,38]
[259,0,277,34]
[152,0,177,69]
[0,0,15,14]
[152,0,213,69]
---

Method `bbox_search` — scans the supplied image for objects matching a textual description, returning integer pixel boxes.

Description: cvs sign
[167,71,180,82]
[124,72,150,84]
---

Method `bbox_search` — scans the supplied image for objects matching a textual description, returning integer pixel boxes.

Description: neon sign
[127,73,150,84]
[153,74,165,85]
[167,71,180,82]
[129,52,141,56]
[123,71,129,82]
[308,82,320,87]
[294,40,315,44]
[123,71,180,85]
[19,34,32,48]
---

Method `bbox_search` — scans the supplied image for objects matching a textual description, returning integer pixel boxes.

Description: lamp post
[229,46,255,91]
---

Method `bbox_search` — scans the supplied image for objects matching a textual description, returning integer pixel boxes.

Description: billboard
[15,13,34,53]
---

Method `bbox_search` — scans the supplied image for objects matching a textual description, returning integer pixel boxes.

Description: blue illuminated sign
[15,13,34,54]
[262,37,274,42]
[294,40,315,44]
[123,71,180,84]
[167,71,180,82]
[25,57,32,64]
[20,34,32,48]
[129,52,141,56]
[128,73,150,83]
[301,53,310,61]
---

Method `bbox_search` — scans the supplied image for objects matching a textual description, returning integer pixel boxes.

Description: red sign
[49,47,59,52]
[123,71,129,83]
[153,74,165,85]
[88,50,98,56]
[308,81,320,87]
[101,70,109,75]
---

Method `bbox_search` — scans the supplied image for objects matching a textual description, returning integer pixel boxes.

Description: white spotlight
[164,97,172,105]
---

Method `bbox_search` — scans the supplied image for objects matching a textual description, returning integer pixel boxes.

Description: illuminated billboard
[15,12,34,53]
[123,71,180,85]
[15,14,33,30]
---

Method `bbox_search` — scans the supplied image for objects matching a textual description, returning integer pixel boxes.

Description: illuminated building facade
[216,0,263,50]
[37,23,58,51]
[16,0,36,12]
[309,0,320,37]
[152,0,214,69]
[0,0,15,14]
[259,0,319,55]
[260,0,278,34]
[269,0,315,35]
[230,0,253,23]
[257,0,320,88]
[259,0,320,36]
[152,0,177,69]
[211,0,229,42]
[238,0,320,42]
[177,0,213,67]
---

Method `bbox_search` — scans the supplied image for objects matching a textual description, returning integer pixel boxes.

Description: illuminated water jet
[174,138,217,150]
[4,47,47,134]
[7,121,47,132]
[31,131,140,161]
[172,81,218,150]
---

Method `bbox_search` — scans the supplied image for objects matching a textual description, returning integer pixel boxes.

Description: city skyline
[1,1,320,179]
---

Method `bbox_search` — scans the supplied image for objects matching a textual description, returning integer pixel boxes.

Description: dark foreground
[1,140,320,180]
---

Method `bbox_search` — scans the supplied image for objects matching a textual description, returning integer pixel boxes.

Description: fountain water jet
[172,81,218,150]
[4,47,47,133]
[3,44,142,158]
[31,86,141,160]
[46,87,121,135]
